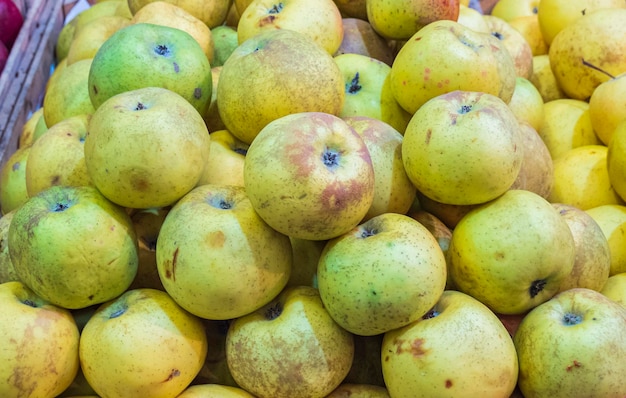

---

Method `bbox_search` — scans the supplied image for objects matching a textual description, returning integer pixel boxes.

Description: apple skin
[129,0,235,28]
[156,184,292,320]
[515,122,553,200]
[8,185,139,310]
[0,144,30,215]
[225,285,354,398]
[79,288,208,398]
[589,72,626,145]
[317,212,447,336]
[513,288,626,398]
[507,76,545,132]
[585,204,626,276]
[483,15,533,79]
[0,0,24,49]
[601,272,626,307]
[244,112,375,241]
[0,281,80,398]
[197,129,248,187]
[326,383,390,397]
[381,290,519,398]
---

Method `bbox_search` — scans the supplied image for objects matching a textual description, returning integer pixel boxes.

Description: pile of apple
[0,0,625,397]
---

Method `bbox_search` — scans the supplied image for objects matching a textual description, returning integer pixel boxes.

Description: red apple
[0,0,24,50]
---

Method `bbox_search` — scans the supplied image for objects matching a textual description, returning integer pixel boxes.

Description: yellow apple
[483,15,534,79]
[197,129,248,187]
[127,0,232,28]
[18,107,45,148]
[585,204,626,275]
[508,76,545,131]
[508,14,548,56]
[0,145,30,215]
[528,53,567,102]
[491,0,539,21]
[176,384,255,397]
[456,4,490,33]
[588,72,626,145]
[600,272,626,307]
[66,15,131,65]
[516,122,554,199]
[607,120,626,203]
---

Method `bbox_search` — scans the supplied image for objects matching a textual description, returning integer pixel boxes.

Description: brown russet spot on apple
[50,175,60,185]
[445,379,453,388]
[425,129,432,145]
[566,360,582,372]
[92,85,98,95]
[320,179,364,212]
[164,247,179,281]
[206,230,225,248]
[259,14,277,26]
[394,337,428,357]
[285,135,316,179]
[162,368,180,382]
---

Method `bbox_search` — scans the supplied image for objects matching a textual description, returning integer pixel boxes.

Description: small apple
[210,25,238,67]
[0,0,24,49]
[528,53,567,102]
[588,72,626,145]
[0,209,18,283]
[515,122,554,199]
[507,76,545,132]
[585,204,626,276]
[600,272,626,307]
[334,17,395,66]
[128,0,232,28]
[513,288,626,398]
[483,15,533,79]
[490,0,539,21]
[225,285,354,398]
[0,144,30,215]
[19,107,45,148]
[197,129,248,187]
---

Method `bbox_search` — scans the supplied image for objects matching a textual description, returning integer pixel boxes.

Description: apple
[381,290,519,398]
[225,285,354,397]
[317,212,447,336]
[0,281,80,397]
[8,185,139,309]
[210,25,238,67]
[482,15,533,79]
[490,0,539,21]
[333,0,367,20]
[366,0,460,40]
[156,184,292,320]
[19,107,45,148]
[0,0,24,49]
[508,14,548,56]
[528,53,567,102]
[237,0,344,55]
[402,90,523,205]
[128,0,232,28]
[513,288,626,398]
[243,112,375,241]
[413,190,480,230]
[0,144,30,215]
[0,209,18,283]
[585,204,626,276]
[456,4,490,33]
[79,288,208,398]
[511,122,553,199]
[334,17,395,66]
[66,15,131,65]
[177,384,255,397]
[127,207,168,291]
[507,76,545,132]
[217,28,345,144]
[84,86,211,209]
[588,72,626,145]
[88,23,213,117]
[448,189,576,314]
[600,272,626,307]
[197,129,248,187]
[326,384,390,397]
[204,65,226,133]
[607,119,626,203]
[390,20,517,115]
[286,236,326,288]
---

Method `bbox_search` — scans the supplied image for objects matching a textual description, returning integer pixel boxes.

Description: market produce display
[0,0,625,397]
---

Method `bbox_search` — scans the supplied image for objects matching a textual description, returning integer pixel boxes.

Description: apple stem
[581,58,615,79]
[562,312,583,326]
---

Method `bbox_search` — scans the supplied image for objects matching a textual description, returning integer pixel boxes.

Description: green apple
[334,17,395,66]
[585,204,626,275]
[243,112,374,241]
[197,129,248,187]
[8,185,139,309]
[448,189,576,314]
[156,184,292,320]
[601,272,626,307]
[317,212,447,336]
[326,384,390,397]
[217,29,345,144]
[514,288,626,398]
[390,20,517,115]
[0,281,80,397]
[515,122,553,199]
[210,25,238,67]
[84,86,211,209]
[88,23,212,116]
[0,210,18,283]
[79,288,208,398]
[0,145,30,214]
[177,384,255,397]
[402,90,523,205]
[382,290,519,398]
[225,285,354,397]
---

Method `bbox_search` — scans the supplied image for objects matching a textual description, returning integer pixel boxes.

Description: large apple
[84,86,211,209]
[513,288,626,398]
[448,189,576,314]
[156,184,292,320]
[243,112,375,241]
[8,185,139,309]
[381,290,519,398]
[79,288,208,398]
[402,90,523,205]
[0,281,80,397]
[88,22,212,116]
[317,212,447,336]
[225,285,354,397]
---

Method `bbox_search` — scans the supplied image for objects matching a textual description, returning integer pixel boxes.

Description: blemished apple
[382,290,519,398]
[448,189,576,314]
[84,86,211,209]
[8,185,139,310]
[0,281,80,398]
[156,184,292,320]
[244,112,375,241]
[225,285,354,398]
[317,212,447,336]
[79,288,208,398]
[514,288,626,398]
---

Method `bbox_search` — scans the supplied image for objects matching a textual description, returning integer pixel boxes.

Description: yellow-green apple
[549,145,623,209]
[225,285,354,397]
[515,122,554,199]
[456,4,490,33]
[483,15,534,79]
[548,8,626,100]
[507,76,545,132]
[585,204,626,276]
[84,86,211,209]
[448,189,576,314]
[608,120,626,202]
[343,116,416,220]
[508,14,547,56]
[8,185,139,309]
[552,203,611,292]
[513,288,626,398]
[366,0,460,40]
[491,0,539,21]
[537,98,600,160]
[217,29,345,144]
[65,15,131,65]
[237,0,344,55]
[19,107,45,148]
[210,25,238,67]
[326,384,390,397]
[0,210,18,283]
[25,114,93,198]
[156,184,292,320]
[601,272,626,307]
[127,0,232,28]
[244,112,374,240]
[88,23,212,116]
[382,290,519,398]
[197,129,248,187]
[79,288,208,398]
[343,334,385,386]
[402,90,523,205]
[0,281,80,398]
[390,20,517,115]
[334,18,395,66]
[589,72,626,145]
[177,384,255,397]
[286,236,326,288]
[537,0,626,46]
[333,0,367,20]
[528,54,567,102]
[317,212,447,335]
[204,66,226,133]
[0,145,30,215]
[127,207,168,291]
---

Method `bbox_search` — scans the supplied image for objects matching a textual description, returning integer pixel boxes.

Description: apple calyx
[491,31,504,41]
[51,201,72,212]
[322,148,341,170]
[359,226,378,238]
[233,147,248,156]
[562,312,583,326]
[347,73,362,95]
[22,299,38,308]
[208,195,233,210]
[134,102,148,111]
[268,3,284,14]
[265,301,282,320]
[422,308,440,319]
[154,44,172,57]
[458,104,473,114]
[109,305,127,319]
[529,279,547,298]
